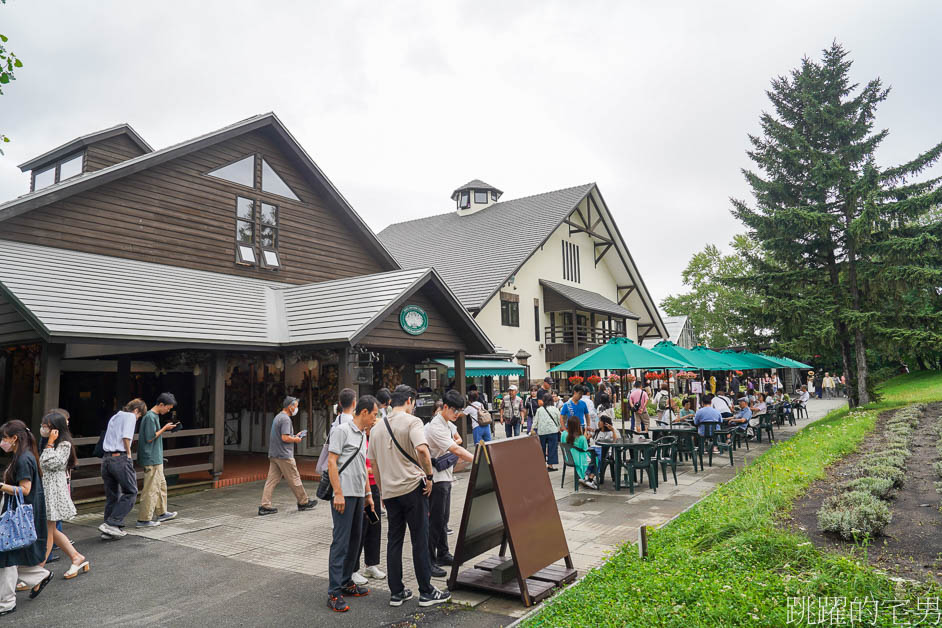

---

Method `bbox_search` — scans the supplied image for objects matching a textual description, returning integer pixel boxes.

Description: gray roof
[379,183,595,310]
[450,179,503,200]
[18,123,153,172]
[642,315,691,348]
[539,280,639,319]
[0,113,399,272]
[0,240,492,351]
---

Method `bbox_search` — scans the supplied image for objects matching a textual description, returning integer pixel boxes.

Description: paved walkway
[56,398,845,626]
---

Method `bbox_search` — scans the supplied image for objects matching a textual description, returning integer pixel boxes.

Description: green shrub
[860,452,907,469]
[843,476,895,499]
[818,490,892,540]
[856,462,905,487]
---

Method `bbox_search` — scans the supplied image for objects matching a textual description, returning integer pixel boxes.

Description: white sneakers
[351,571,368,585]
[363,565,386,579]
[98,523,127,538]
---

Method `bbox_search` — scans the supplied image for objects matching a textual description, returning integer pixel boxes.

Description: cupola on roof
[450,179,503,201]
[451,179,503,215]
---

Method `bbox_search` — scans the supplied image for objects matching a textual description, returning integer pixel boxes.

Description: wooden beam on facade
[618,286,636,305]
[595,243,613,266]
[210,352,225,478]
[562,220,613,245]
[338,346,353,393]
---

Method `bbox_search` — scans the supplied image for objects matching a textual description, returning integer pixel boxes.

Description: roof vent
[451,179,502,216]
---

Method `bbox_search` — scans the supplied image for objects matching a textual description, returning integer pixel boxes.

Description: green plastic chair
[622,442,659,494]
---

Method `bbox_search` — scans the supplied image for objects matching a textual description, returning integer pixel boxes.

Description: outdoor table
[648,426,701,473]
[595,437,658,491]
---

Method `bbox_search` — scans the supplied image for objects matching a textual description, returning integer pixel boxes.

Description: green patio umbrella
[652,341,729,370]
[736,351,789,369]
[549,337,692,372]
[713,350,760,370]
[683,345,737,370]
[769,355,813,369]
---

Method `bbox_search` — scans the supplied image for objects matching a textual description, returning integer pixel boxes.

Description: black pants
[101,454,138,527]
[355,483,382,570]
[385,483,433,596]
[428,481,452,561]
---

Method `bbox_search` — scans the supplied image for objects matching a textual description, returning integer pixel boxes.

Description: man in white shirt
[424,390,473,568]
[99,398,147,538]
[711,390,734,418]
[798,386,811,405]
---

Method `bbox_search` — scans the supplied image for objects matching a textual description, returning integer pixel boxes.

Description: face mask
[0,440,12,453]
[291,407,298,416]
[40,426,50,438]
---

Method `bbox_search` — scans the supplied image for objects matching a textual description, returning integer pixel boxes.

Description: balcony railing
[544,324,622,364]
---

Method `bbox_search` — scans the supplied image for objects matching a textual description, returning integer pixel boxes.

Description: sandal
[64,560,90,580]
[15,581,27,592]
[29,570,54,599]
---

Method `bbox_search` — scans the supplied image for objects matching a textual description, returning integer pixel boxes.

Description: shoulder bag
[0,487,37,551]
[382,414,445,479]
[316,430,364,501]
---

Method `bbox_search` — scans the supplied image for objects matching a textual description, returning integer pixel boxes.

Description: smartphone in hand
[297,430,308,439]
[366,507,380,525]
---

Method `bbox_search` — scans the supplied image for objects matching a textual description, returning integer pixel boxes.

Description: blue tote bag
[0,488,37,551]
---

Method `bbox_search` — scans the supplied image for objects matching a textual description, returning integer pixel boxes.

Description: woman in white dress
[39,411,88,580]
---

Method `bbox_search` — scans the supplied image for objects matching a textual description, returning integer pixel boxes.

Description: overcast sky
[2,1,941,306]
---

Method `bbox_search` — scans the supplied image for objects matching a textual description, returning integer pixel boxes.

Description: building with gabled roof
[379,180,668,381]
[0,114,494,491]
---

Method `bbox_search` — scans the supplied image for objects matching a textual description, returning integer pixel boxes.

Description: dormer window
[459,191,470,209]
[451,179,503,215]
[474,190,488,204]
[31,152,84,191]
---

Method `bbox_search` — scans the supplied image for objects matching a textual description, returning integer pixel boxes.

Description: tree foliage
[0,0,24,153]
[660,234,762,348]
[731,42,942,405]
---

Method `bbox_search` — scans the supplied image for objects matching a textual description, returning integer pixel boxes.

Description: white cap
[509,384,518,391]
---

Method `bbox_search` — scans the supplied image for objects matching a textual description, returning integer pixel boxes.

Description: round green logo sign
[400,305,428,336]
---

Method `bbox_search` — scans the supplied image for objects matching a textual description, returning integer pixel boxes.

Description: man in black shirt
[523,387,540,434]
[535,377,553,406]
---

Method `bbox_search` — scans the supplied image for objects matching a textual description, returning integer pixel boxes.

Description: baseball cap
[543,376,554,384]
[509,384,518,391]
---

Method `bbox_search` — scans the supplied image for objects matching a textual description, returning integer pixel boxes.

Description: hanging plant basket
[568,375,584,385]
[587,375,602,385]
[608,374,622,384]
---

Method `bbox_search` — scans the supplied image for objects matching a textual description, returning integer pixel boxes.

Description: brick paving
[70,398,846,621]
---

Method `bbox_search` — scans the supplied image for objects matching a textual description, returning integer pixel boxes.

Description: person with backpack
[531,394,562,471]
[38,411,88,579]
[627,381,649,433]
[464,391,491,446]
[653,383,677,425]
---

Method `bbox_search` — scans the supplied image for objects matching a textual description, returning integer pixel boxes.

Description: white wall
[474,197,635,379]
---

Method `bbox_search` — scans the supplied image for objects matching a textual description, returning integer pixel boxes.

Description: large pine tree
[732,43,942,405]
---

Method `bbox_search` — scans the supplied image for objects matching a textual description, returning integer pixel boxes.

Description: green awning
[429,358,525,378]
[549,337,692,372]
[713,350,760,370]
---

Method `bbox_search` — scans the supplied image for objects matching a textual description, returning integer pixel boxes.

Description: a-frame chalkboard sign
[447,435,577,606]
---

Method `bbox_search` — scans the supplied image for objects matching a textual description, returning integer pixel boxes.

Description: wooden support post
[116,355,131,407]
[37,343,63,433]
[210,352,226,478]
[571,308,578,355]
[455,350,467,443]
[338,346,353,393]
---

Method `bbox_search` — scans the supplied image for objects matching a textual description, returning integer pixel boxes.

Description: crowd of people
[0,392,188,615]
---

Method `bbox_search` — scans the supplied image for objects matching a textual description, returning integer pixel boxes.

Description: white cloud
[1,0,940,306]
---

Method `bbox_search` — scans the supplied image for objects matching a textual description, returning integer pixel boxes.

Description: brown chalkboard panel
[449,435,575,606]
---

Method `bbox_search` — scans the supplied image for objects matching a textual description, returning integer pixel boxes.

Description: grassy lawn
[524,371,942,627]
